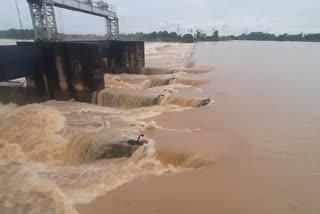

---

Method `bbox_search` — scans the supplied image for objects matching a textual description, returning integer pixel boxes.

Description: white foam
[0,41,212,213]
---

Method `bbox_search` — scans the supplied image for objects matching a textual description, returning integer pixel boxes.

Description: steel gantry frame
[28,0,58,40]
[27,0,119,41]
[106,17,119,39]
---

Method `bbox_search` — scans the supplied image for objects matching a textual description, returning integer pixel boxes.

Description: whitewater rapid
[0,42,211,213]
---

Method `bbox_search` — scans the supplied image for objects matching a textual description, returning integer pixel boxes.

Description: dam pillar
[53,47,73,100]
[101,41,145,74]
[19,42,106,103]
[136,42,145,68]
[64,43,105,102]
[26,71,50,97]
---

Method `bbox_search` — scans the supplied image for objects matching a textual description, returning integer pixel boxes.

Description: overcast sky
[1,0,319,35]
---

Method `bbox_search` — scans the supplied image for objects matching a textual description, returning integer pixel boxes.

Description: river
[79,41,320,214]
[1,40,320,214]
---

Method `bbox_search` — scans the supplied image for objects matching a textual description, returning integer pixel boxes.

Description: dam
[1,0,143,104]
[0,0,211,107]
[0,40,145,104]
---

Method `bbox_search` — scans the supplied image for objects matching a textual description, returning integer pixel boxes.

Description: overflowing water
[0,42,211,213]
[3,40,320,214]
[77,41,320,214]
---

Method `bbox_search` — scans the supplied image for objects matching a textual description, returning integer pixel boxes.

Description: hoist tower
[27,0,119,40]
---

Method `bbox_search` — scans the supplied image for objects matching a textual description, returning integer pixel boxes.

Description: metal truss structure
[106,17,119,39]
[27,0,119,41]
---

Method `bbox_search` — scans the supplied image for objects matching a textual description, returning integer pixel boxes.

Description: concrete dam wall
[0,40,145,104]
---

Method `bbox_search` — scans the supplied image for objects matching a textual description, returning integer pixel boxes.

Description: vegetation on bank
[1,28,320,42]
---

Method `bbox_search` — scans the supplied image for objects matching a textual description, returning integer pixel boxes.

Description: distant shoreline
[1,28,319,43]
[1,38,320,44]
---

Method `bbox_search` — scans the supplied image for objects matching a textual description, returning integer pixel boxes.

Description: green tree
[213,30,219,41]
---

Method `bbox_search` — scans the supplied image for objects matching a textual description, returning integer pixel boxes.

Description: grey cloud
[1,0,320,35]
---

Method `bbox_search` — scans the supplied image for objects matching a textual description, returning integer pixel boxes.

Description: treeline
[0,29,106,40]
[220,32,320,42]
[0,29,34,40]
[119,31,195,42]
[120,30,320,42]
[1,28,320,42]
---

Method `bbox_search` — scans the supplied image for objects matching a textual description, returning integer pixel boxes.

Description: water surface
[79,41,320,214]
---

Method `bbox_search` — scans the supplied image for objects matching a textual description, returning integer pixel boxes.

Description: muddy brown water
[78,41,320,214]
[0,42,207,214]
[1,41,320,214]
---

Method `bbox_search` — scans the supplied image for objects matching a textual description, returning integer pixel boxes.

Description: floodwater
[0,42,209,214]
[80,41,320,214]
[1,41,320,214]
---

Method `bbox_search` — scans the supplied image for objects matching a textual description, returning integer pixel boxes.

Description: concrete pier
[0,40,145,104]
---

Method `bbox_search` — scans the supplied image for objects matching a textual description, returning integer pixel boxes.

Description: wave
[145,42,181,55]
[0,102,210,213]
[96,88,211,109]
[0,41,213,213]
